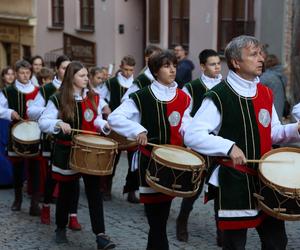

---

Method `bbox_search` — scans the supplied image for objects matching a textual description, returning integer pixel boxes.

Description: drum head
[12,121,41,142]
[75,134,116,147]
[153,145,203,167]
[259,148,300,189]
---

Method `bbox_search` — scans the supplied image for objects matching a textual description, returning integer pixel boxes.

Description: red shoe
[68,215,82,231]
[41,205,50,225]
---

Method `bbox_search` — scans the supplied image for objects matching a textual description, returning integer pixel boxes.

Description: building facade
[0,0,36,68]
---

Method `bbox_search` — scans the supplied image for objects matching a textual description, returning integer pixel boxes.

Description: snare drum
[70,134,117,176]
[255,147,300,221]
[146,145,205,198]
[107,130,137,150]
[11,121,41,157]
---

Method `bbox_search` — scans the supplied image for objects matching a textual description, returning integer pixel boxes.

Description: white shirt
[182,73,222,114]
[92,87,109,111]
[108,80,192,140]
[100,72,134,103]
[28,77,62,121]
[38,88,109,135]
[121,67,154,102]
[0,80,36,121]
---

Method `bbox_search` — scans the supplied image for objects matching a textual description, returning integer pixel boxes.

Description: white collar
[144,67,155,82]
[73,88,89,100]
[117,72,133,88]
[201,73,222,90]
[15,80,35,93]
[52,76,61,89]
[226,70,260,97]
[31,75,40,87]
[150,80,178,101]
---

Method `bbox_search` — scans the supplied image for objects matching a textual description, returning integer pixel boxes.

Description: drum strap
[139,146,151,157]
[56,139,72,146]
[218,159,257,176]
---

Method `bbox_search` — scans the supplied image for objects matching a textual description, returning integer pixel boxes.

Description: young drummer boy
[0,60,41,215]
[100,56,139,202]
[108,50,191,250]
[176,49,223,244]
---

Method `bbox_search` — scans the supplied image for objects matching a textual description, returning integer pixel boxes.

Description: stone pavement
[1,152,300,249]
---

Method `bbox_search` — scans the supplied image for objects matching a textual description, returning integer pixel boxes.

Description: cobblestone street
[1,152,300,250]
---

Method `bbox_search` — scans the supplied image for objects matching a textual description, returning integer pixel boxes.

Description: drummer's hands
[11,111,20,121]
[58,122,72,134]
[136,132,148,146]
[229,144,247,165]
[102,105,111,116]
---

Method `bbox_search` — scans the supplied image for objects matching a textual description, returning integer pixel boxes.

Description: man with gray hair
[184,35,300,249]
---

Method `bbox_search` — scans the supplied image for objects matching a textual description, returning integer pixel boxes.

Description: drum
[70,134,117,176]
[146,145,205,198]
[107,130,137,150]
[255,147,300,221]
[11,121,41,157]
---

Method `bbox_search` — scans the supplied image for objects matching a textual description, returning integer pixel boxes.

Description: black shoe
[96,233,116,250]
[11,200,22,211]
[55,228,68,244]
[127,191,139,204]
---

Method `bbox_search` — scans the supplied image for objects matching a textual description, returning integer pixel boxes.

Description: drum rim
[258,147,300,194]
[11,121,41,143]
[145,170,199,198]
[73,134,118,149]
[257,200,300,221]
[151,144,205,170]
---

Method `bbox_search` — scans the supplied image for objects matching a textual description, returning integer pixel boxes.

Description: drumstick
[70,128,101,135]
[246,159,294,164]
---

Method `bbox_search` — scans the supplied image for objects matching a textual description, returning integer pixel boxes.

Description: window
[148,0,160,43]
[169,0,190,49]
[80,0,94,30]
[52,0,64,27]
[218,0,255,52]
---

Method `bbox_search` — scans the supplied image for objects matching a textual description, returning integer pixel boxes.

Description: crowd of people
[0,35,300,250]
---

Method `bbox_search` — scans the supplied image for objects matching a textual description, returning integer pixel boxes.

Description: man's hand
[58,122,72,134]
[11,111,21,121]
[136,132,148,146]
[229,144,247,165]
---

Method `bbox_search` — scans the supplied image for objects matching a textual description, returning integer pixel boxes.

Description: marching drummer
[176,49,223,244]
[38,61,115,249]
[108,50,192,250]
[100,55,140,202]
[28,55,83,230]
[0,59,41,215]
[184,35,300,250]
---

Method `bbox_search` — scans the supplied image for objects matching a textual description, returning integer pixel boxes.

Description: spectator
[174,45,194,88]
[260,54,287,120]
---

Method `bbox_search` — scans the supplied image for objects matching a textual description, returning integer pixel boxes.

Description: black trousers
[13,159,39,192]
[43,159,56,204]
[144,201,172,250]
[178,180,204,216]
[222,216,287,250]
[56,175,105,235]
[111,150,139,192]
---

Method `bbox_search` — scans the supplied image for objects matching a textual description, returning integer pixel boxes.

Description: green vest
[184,78,208,117]
[133,73,152,89]
[40,82,57,103]
[106,77,128,111]
[206,80,272,216]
